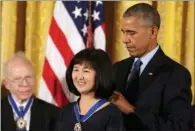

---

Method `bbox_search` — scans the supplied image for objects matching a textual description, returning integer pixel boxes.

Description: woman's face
[72,63,96,95]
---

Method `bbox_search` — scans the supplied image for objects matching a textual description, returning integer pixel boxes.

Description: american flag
[37,1,106,107]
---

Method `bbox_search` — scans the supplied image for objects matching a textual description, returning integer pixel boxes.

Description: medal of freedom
[16,118,26,129]
[73,99,108,131]
[74,122,82,131]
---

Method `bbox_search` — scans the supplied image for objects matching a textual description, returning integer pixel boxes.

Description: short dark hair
[66,48,115,99]
[123,3,160,29]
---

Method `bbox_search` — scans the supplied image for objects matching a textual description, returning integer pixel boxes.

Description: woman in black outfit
[55,48,125,131]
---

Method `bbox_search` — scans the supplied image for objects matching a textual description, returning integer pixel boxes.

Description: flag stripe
[38,78,57,105]
[94,25,106,49]
[49,17,74,66]
[43,59,69,107]
[45,36,73,102]
[101,23,106,33]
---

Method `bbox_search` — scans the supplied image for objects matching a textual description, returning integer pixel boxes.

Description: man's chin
[129,52,138,57]
[20,94,33,101]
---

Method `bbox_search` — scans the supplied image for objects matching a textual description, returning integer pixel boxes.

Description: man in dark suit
[1,52,59,131]
[111,3,192,131]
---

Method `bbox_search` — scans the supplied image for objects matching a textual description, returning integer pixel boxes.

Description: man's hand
[110,91,135,114]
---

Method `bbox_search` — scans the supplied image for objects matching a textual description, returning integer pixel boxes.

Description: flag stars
[81,24,87,36]
[83,10,88,21]
[72,6,82,19]
[96,1,103,7]
[92,10,100,21]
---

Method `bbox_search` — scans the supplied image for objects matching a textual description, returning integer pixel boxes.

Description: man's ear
[3,79,10,90]
[150,26,158,39]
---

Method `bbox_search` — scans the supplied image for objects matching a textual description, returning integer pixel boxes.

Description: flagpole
[87,0,93,48]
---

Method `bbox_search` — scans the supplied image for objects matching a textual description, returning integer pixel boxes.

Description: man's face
[4,60,35,102]
[121,16,157,57]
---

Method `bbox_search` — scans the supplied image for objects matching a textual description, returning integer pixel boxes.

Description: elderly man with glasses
[1,52,59,131]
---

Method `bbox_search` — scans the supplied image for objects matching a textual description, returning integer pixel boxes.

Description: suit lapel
[117,58,134,94]
[30,98,43,130]
[2,98,16,129]
[138,48,166,97]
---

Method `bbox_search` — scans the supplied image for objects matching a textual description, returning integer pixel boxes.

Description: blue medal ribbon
[74,99,108,123]
[8,94,33,118]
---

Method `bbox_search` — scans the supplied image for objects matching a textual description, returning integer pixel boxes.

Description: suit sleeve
[55,108,63,131]
[131,66,192,131]
[105,107,126,131]
[49,105,60,131]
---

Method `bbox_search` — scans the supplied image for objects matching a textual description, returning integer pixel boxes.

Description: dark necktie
[19,106,24,114]
[125,59,142,105]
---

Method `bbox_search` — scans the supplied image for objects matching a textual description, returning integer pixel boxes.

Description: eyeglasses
[8,75,35,85]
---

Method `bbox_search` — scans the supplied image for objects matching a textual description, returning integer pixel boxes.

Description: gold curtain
[1,2,17,97]
[25,1,54,94]
[158,1,195,103]
[1,2,17,80]
[1,1,194,103]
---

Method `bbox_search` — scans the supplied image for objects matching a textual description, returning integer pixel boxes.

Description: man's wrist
[126,106,135,114]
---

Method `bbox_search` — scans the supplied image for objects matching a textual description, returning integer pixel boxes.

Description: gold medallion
[74,122,82,131]
[16,118,26,129]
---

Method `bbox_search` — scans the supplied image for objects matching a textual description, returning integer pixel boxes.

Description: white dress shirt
[9,96,33,131]
[133,45,159,75]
